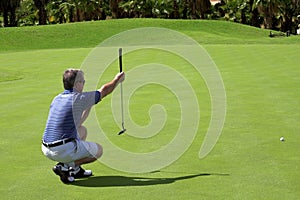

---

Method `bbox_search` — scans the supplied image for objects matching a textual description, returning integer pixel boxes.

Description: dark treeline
[1,0,300,34]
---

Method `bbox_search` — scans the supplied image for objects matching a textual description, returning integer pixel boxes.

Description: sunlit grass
[0,19,299,199]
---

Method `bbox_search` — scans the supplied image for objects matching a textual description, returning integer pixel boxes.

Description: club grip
[119,48,122,72]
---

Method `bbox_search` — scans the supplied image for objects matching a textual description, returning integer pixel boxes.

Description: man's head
[63,69,85,92]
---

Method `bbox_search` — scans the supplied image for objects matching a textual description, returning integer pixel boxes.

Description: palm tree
[277,0,299,32]
[0,1,8,26]
[198,0,212,19]
[189,0,211,19]
[190,0,197,18]
[110,0,119,18]
[254,0,279,29]
[171,0,180,18]
[33,0,50,25]
[249,0,261,27]
[0,0,21,27]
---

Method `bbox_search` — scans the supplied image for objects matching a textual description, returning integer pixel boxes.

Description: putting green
[0,19,299,199]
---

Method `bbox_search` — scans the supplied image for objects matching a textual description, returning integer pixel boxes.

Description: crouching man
[42,69,125,183]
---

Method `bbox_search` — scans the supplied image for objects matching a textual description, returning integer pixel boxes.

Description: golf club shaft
[118,48,126,134]
[120,82,125,130]
[119,48,123,73]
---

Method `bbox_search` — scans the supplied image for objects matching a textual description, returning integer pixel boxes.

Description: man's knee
[95,143,103,159]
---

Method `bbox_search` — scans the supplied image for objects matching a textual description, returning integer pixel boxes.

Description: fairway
[0,19,299,199]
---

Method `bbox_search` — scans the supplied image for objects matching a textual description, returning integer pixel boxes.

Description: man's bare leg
[74,143,103,166]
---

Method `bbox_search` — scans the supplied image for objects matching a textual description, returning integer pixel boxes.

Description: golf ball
[280,137,285,142]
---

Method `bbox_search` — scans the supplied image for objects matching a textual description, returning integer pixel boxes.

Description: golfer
[42,69,125,183]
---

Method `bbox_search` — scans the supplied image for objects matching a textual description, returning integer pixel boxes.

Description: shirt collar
[63,88,82,94]
[63,89,73,94]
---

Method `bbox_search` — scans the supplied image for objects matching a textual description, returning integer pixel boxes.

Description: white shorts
[42,139,99,164]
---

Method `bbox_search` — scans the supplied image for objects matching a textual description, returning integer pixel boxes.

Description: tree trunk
[110,0,119,19]
[251,8,260,28]
[69,7,74,22]
[9,6,17,26]
[38,7,47,25]
[197,0,211,19]
[191,0,197,19]
[282,13,292,32]
[3,8,9,27]
[182,0,188,19]
[33,0,48,25]
[264,7,273,29]
[1,0,20,27]
[76,9,81,22]
[171,0,180,19]
[241,9,246,24]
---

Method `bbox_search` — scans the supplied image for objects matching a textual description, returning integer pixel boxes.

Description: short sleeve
[74,91,101,111]
[95,91,101,104]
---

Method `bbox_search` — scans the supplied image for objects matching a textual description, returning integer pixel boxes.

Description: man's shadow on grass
[71,172,229,187]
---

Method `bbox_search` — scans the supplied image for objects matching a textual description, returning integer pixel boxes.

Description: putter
[118,48,126,135]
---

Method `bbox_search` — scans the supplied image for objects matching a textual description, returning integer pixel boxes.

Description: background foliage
[0,0,300,33]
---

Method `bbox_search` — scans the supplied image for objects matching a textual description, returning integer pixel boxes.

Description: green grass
[0,19,299,199]
[0,19,299,52]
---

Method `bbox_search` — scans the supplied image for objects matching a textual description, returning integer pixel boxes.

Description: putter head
[118,129,126,135]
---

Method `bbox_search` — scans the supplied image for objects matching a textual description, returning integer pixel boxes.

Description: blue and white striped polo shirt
[42,89,101,143]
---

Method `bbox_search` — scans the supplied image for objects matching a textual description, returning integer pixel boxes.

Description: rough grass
[0,19,299,200]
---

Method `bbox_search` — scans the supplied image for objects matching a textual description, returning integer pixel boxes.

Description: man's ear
[73,81,79,90]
